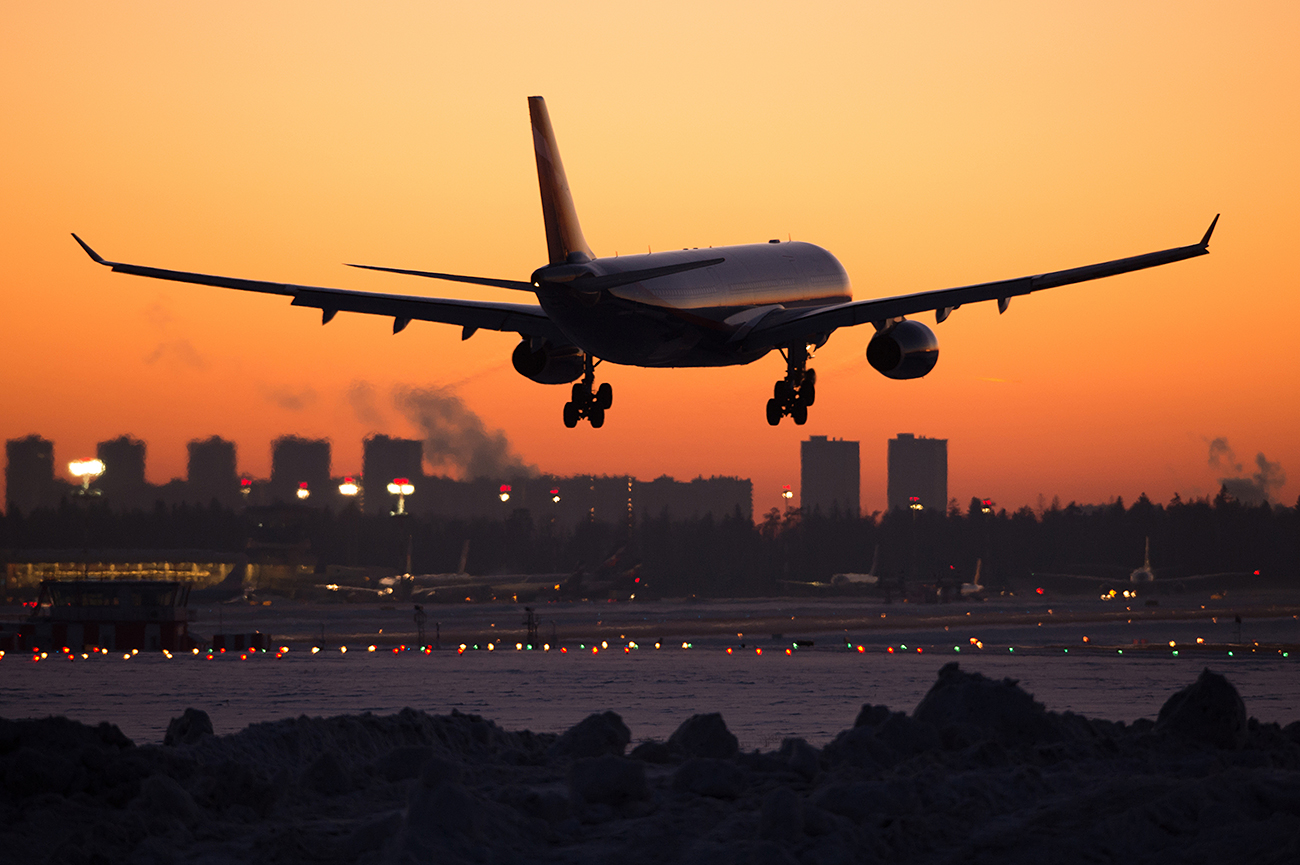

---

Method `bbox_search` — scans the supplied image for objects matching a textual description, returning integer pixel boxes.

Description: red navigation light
[1254,570,1260,576]
[1036,587,1045,595]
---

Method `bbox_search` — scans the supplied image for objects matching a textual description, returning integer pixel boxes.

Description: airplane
[1032,537,1249,598]
[72,96,1218,428]
[959,558,985,597]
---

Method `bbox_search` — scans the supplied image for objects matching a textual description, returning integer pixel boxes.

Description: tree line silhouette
[1,488,1296,597]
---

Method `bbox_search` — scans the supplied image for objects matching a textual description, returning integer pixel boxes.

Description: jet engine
[512,339,586,384]
[866,319,939,379]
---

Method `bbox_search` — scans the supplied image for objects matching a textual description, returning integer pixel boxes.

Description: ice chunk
[550,710,631,758]
[1156,668,1248,750]
[668,712,739,759]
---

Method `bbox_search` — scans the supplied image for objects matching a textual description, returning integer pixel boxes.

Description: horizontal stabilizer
[543,257,725,293]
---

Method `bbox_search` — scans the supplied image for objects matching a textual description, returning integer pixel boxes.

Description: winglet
[1200,213,1219,248]
[71,233,107,265]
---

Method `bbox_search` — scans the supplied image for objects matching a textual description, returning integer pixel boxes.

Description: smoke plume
[1208,437,1285,505]
[393,385,536,480]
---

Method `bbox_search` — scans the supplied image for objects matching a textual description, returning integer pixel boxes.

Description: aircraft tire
[803,368,816,387]
[571,382,589,405]
[596,382,613,410]
[765,398,782,426]
[774,380,793,403]
[801,382,815,406]
[791,403,808,425]
[563,401,579,428]
[589,405,606,428]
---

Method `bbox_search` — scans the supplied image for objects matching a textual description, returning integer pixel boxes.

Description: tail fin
[529,96,594,265]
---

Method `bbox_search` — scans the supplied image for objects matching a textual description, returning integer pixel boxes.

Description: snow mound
[1156,667,1249,749]
[913,661,1059,746]
[3,668,1299,864]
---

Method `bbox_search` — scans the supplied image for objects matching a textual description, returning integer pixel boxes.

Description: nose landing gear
[766,345,816,426]
[563,356,613,428]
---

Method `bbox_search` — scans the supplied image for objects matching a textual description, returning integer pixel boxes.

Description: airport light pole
[69,458,105,496]
[69,458,105,579]
[387,478,413,515]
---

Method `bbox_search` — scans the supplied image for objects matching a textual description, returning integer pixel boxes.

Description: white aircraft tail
[529,97,594,265]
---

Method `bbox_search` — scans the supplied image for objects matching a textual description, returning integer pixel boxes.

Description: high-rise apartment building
[801,436,860,516]
[887,433,948,512]
[270,436,331,503]
[361,435,424,513]
[97,435,150,509]
[187,437,239,507]
[5,435,58,513]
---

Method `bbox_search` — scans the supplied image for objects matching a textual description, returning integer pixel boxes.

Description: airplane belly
[539,291,770,368]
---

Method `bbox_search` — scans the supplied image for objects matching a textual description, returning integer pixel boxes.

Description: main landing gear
[563,355,613,428]
[766,344,816,426]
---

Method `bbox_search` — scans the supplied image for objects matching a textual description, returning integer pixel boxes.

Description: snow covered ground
[3,597,1297,747]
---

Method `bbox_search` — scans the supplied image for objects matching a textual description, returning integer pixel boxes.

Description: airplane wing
[71,235,571,344]
[743,215,1218,350]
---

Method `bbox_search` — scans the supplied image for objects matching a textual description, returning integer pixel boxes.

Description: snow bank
[4,664,1300,864]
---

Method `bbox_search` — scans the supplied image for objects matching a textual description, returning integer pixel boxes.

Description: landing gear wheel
[572,382,589,404]
[563,401,579,428]
[803,368,816,387]
[800,382,815,407]
[596,382,613,410]
[791,403,808,425]
[774,380,793,403]
[766,398,782,426]
[589,405,605,428]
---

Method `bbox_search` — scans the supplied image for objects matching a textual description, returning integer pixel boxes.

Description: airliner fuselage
[534,241,851,367]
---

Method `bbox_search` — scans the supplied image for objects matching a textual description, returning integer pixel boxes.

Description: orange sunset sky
[3,1,1298,517]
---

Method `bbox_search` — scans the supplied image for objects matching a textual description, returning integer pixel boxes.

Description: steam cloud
[1208,436,1285,505]
[393,385,536,480]
[264,385,318,411]
[347,381,387,428]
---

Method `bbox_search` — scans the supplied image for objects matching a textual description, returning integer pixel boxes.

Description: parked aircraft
[73,97,1217,428]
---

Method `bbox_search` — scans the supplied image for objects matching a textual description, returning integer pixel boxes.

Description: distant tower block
[5,434,58,513]
[188,436,239,507]
[887,433,947,512]
[362,435,424,513]
[270,436,331,503]
[801,436,860,516]
[97,435,150,509]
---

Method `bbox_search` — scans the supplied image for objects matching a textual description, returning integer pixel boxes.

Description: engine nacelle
[512,340,586,384]
[866,319,939,379]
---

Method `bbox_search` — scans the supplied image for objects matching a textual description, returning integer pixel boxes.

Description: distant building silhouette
[801,436,860,516]
[270,436,331,504]
[887,433,947,512]
[97,435,151,510]
[5,435,59,513]
[362,435,424,513]
[637,475,753,521]
[187,437,239,508]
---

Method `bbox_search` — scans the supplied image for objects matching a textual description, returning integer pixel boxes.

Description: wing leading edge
[743,215,1219,350]
[70,234,571,344]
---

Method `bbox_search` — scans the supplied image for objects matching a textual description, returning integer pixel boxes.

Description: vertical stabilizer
[529,96,594,265]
